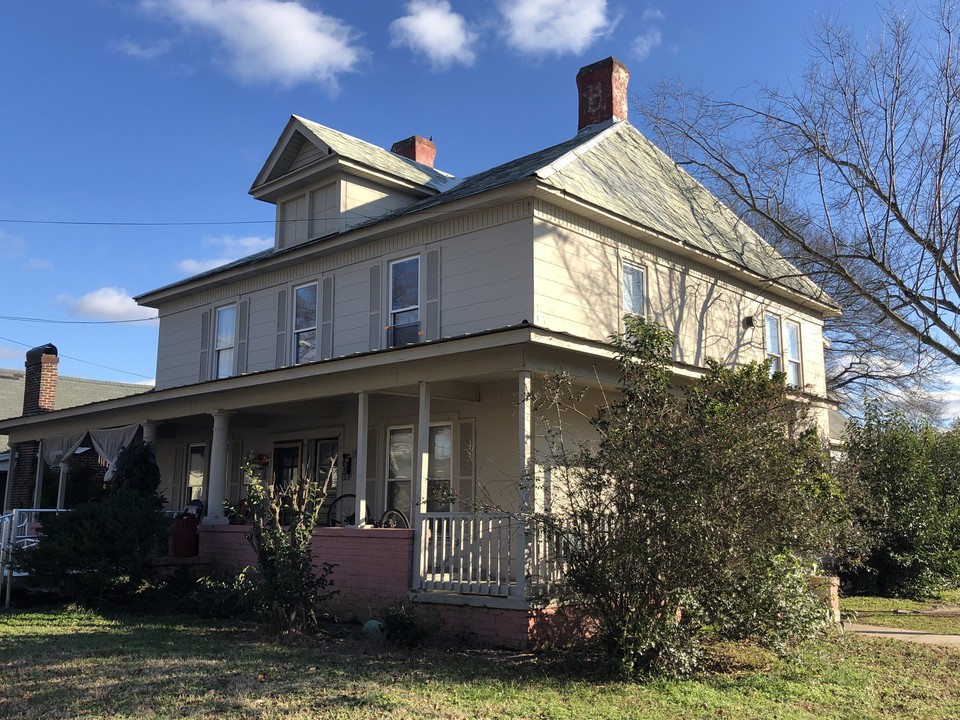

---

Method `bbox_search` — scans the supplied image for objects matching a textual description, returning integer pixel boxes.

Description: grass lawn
[842,590,960,635]
[1,608,959,719]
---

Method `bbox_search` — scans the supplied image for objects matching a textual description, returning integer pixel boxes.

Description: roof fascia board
[533,184,841,317]
[250,115,306,191]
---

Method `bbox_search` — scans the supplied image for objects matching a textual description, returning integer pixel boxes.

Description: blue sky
[0,0,880,386]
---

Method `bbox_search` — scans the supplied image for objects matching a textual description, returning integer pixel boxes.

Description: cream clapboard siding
[342,176,418,230]
[152,202,535,390]
[441,217,534,335]
[155,309,205,389]
[532,203,829,396]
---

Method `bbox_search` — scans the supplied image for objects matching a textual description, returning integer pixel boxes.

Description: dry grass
[1,607,959,719]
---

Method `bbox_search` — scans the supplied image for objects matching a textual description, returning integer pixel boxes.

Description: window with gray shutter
[368,264,381,351]
[236,299,249,375]
[276,289,288,367]
[320,275,334,360]
[425,249,440,341]
[198,310,211,382]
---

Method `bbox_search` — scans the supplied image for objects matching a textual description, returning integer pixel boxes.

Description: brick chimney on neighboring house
[5,344,59,510]
[576,56,630,131]
[391,135,437,168]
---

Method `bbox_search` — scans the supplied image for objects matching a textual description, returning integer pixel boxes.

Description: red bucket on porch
[169,514,200,557]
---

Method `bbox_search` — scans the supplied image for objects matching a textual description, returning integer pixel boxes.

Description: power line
[0,218,272,227]
[0,315,157,325]
[0,335,154,381]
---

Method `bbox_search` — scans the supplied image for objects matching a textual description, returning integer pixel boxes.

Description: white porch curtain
[41,432,87,467]
[89,424,141,482]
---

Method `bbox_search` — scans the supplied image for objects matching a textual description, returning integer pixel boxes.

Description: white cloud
[498,0,608,56]
[632,28,662,60]
[641,7,664,22]
[57,288,158,322]
[114,38,172,59]
[141,0,363,89]
[390,0,477,69]
[21,258,55,272]
[0,347,22,361]
[177,234,272,275]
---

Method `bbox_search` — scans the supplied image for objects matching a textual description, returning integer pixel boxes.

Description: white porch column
[3,445,16,512]
[142,421,158,449]
[412,381,431,588]
[515,371,534,598]
[354,391,369,527]
[56,461,69,510]
[32,441,45,508]
[204,411,231,525]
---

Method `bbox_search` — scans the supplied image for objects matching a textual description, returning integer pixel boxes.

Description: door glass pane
[387,428,413,514]
[187,445,206,504]
[315,438,339,496]
[427,425,452,512]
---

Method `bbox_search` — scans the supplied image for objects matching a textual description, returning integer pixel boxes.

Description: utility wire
[0,334,154,381]
[0,315,157,325]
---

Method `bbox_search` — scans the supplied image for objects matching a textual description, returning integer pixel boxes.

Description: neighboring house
[0,58,840,646]
[0,350,148,509]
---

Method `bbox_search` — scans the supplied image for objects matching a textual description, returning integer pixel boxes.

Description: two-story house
[0,58,839,646]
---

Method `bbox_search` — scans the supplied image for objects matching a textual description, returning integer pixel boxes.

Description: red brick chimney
[23,343,58,416]
[576,57,630,131]
[391,135,437,168]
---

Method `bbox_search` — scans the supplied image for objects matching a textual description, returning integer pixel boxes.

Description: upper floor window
[622,261,645,316]
[390,256,420,346]
[764,313,802,386]
[294,282,318,363]
[214,304,236,379]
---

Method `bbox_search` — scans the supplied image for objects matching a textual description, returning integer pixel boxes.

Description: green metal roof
[293,116,454,192]
[0,370,149,454]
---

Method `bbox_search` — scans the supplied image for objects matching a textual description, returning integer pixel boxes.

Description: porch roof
[0,324,629,443]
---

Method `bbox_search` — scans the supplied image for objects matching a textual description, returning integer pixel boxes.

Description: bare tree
[644,2,960,414]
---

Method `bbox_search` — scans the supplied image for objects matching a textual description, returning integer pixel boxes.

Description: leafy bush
[535,316,847,677]
[382,599,433,647]
[840,406,960,597]
[246,460,337,632]
[14,439,170,600]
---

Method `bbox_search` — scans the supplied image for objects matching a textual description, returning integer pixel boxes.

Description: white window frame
[621,261,646,317]
[389,256,420,347]
[385,425,415,516]
[764,312,802,386]
[214,304,236,379]
[293,281,319,364]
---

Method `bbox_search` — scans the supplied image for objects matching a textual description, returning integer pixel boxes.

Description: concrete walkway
[844,622,960,647]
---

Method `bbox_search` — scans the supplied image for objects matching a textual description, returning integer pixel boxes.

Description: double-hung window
[293,282,318,364]
[622,261,645,316]
[764,313,802,386]
[389,256,420,346]
[214,305,236,379]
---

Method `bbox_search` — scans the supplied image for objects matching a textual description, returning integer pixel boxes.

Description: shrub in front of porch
[244,458,337,633]
[535,317,852,677]
[14,439,170,601]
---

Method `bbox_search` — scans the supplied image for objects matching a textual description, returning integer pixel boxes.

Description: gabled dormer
[250,116,455,250]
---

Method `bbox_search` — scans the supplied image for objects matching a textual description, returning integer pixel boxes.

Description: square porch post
[354,391,368,526]
[32,441,45,509]
[56,462,68,510]
[411,381,430,589]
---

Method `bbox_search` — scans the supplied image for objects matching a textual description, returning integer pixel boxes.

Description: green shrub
[382,599,433,647]
[841,406,960,597]
[14,440,169,600]
[535,316,848,677]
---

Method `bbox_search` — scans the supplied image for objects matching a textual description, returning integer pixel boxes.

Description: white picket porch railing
[1,508,65,608]
[416,512,567,599]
